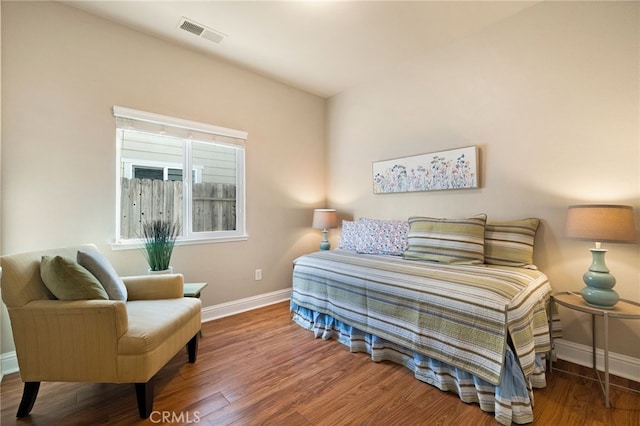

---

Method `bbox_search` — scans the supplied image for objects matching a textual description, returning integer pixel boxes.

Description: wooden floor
[2,301,639,425]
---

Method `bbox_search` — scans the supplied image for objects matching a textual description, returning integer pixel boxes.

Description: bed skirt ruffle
[291,302,547,426]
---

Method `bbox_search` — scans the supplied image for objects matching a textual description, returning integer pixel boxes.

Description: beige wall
[2,1,638,364]
[327,1,640,359]
[1,2,326,352]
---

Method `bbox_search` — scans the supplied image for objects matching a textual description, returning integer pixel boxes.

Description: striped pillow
[485,218,540,268]
[403,214,487,264]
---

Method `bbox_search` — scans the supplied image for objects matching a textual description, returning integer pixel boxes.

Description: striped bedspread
[291,249,553,385]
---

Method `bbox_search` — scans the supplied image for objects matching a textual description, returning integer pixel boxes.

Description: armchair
[0,244,202,419]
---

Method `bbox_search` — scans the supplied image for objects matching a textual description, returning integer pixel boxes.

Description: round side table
[551,291,640,408]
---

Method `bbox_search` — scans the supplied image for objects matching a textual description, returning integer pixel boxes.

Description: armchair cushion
[77,250,128,301]
[40,256,108,300]
[117,298,201,381]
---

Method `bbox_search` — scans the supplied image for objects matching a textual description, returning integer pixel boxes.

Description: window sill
[110,234,249,251]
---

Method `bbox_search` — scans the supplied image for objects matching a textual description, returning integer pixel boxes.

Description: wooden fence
[120,178,236,238]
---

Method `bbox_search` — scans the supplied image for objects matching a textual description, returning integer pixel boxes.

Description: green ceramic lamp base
[581,248,618,309]
[319,229,331,251]
[581,286,619,309]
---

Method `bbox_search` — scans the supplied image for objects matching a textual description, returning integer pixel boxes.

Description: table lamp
[312,209,338,251]
[565,204,636,309]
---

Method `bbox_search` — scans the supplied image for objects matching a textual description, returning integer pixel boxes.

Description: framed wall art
[372,146,478,194]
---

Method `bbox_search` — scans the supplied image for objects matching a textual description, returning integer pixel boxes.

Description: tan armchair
[0,244,202,419]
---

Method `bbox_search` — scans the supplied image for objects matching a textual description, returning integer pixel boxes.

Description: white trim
[1,350,19,377]
[233,147,246,238]
[110,234,249,250]
[201,288,291,322]
[115,128,124,244]
[184,139,194,236]
[554,339,640,382]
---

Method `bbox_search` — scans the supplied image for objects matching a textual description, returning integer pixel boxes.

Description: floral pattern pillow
[338,220,362,251]
[355,218,409,256]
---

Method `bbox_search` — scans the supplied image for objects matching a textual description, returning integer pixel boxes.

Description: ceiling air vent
[178,17,226,44]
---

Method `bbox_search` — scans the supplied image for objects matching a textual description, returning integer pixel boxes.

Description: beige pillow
[403,214,487,264]
[40,256,108,300]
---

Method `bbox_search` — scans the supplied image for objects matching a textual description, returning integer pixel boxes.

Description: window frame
[112,106,248,249]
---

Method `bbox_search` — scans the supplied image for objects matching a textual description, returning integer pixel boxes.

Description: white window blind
[113,106,247,148]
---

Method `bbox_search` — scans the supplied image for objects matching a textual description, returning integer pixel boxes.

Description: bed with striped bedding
[290,249,556,425]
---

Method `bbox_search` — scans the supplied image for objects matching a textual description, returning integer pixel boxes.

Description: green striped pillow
[484,218,540,268]
[403,214,487,264]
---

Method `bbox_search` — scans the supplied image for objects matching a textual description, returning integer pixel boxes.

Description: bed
[290,215,559,425]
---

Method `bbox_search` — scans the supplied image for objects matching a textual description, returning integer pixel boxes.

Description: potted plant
[140,219,181,273]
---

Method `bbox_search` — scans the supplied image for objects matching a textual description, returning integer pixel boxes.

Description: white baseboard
[1,350,19,377]
[554,339,640,382]
[201,288,291,322]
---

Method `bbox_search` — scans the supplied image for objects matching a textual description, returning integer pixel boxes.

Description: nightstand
[551,291,640,408]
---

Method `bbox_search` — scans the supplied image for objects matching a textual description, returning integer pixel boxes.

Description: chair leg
[134,380,154,419]
[16,382,40,418]
[187,332,199,363]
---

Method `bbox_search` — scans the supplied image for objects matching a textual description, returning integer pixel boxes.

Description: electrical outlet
[255,269,262,280]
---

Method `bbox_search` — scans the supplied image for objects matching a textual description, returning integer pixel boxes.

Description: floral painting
[373,146,478,194]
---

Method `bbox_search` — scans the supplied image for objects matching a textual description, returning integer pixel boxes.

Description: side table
[184,283,207,337]
[184,282,208,298]
[551,291,640,408]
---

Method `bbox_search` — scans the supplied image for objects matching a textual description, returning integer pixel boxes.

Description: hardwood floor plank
[2,301,638,425]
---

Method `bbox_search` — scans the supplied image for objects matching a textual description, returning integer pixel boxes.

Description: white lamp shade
[312,209,338,230]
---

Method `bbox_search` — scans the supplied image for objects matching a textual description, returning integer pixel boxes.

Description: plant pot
[148,266,173,275]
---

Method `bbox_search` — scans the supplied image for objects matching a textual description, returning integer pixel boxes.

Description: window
[113,106,247,245]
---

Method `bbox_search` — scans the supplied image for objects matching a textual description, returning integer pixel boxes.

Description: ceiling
[62,1,538,98]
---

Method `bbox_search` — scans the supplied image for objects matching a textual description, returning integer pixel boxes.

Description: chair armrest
[8,299,128,382]
[11,299,128,337]
[122,274,184,300]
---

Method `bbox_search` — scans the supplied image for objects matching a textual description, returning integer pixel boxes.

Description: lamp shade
[565,205,635,243]
[312,209,338,230]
